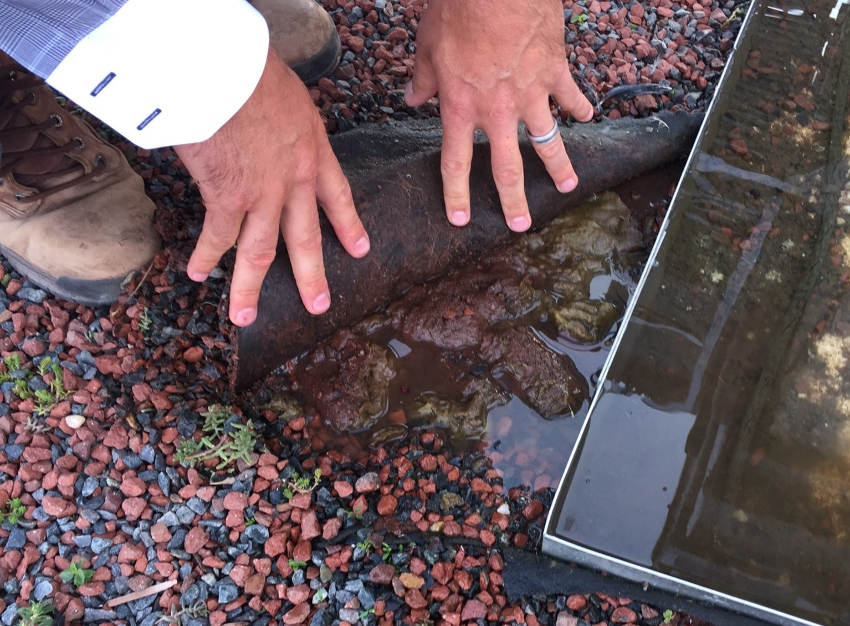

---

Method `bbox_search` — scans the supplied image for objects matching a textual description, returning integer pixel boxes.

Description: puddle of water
[546,0,850,623]
[258,165,681,492]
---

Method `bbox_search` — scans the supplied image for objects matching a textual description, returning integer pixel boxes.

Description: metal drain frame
[539,1,827,625]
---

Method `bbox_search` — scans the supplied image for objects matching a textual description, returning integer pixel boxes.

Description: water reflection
[547,0,850,622]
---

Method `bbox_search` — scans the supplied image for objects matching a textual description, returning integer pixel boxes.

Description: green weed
[16,600,53,626]
[663,609,676,624]
[59,560,94,588]
[0,498,26,525]
[174,405,257,470]
[139,307,152,334]
[156,600,208,625]
[282,468,322,500]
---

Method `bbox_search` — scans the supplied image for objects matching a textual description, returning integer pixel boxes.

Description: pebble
[355,472,380,493]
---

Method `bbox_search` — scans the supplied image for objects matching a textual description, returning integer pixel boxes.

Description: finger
[315,132,370,258]
[187,203,244,282]
[486,122,531,232]
[552,66,594,122]
[440,115,475,226]
[405,54,439,106]
[228,208,281,326]
[281,184,331,315]
[524,105,578,193]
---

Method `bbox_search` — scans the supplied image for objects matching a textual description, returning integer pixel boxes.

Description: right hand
[175,46,369,327]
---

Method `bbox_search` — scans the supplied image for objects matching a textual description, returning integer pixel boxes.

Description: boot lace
[0,62,106,203]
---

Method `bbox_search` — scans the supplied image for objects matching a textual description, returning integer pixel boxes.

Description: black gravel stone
[5,528,26,551]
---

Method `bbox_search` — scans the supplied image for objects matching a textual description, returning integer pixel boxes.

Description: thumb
[405,56,439,106]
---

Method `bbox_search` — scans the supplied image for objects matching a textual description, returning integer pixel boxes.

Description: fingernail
[511,216,531,232]
[313,293,331,313]
[234,308,256,326]
[189,270,209,282]
[558,177,578,193]
[355,235,370,256]
[450,211,469,226]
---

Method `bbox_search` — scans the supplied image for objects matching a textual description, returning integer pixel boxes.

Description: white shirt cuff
[46,0,270,149]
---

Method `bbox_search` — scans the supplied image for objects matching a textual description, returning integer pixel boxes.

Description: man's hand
[175,46,370,327]
[405,0,594,232]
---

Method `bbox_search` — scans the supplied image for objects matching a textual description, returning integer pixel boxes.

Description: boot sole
[0,243,130,307]
[289,20,342,85]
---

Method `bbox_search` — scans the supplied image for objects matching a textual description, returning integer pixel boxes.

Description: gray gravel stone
[1,604,17,626]
[91,537,113,554]
[33,580,53,601]
[81,476,99,497]
[5,528,26,550]
[16,287,48,303]
[176,505,196,525]
[84,609,118,622]
[3,444,23,462]
[244,524,269,544]
[217,579,239,604]
[339,609,360,624]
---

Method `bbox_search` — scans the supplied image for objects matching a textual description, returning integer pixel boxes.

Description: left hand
[405,0,594,232]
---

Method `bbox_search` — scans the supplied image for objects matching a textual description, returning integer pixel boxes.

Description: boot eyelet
[73,136,86,150]
[94,154,106,167]
[25,90,36,105]
[50,114,63,128]
[14,193,25,200]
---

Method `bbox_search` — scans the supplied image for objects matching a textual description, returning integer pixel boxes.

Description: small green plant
[282,468,322,499]
[288,559,308,571]
[381,542,393,562]
[0,498,26,525]
[174,405,257,470]
[32,365,69,416]
[356,538,373,555]
[59,560,94,588]
[245,517,256,527]
[570,13,588,24]
[36,359,51,376]
[663,609,676,624]
[24,416,50,434]
[312,588,328,604]
[156,600,209,625]
[13,379,31,400]
[360,608,375,620]
[138,307,153,334]
[1,274,10,288]
[17,600,53,626]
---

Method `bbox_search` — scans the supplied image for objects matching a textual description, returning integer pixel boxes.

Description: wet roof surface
[546,0,850,624]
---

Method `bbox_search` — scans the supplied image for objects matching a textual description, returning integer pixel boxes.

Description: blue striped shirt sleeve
[0,0,129,77]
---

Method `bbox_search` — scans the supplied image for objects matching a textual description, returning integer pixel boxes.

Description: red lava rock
[611,607,638,623]
[118,543,145,563]
[245,574,265,595]
[405,588,428,609]
[77,582,105,597]
[500,606,525,623]
[301,510,321,541]
[21,338,44,357]
[287,584,311,604]
[462,599,488,621]
[642,604,660,619]
[292,539,312,562]
[355,471,380,493]
[567,595,588,611]
[210,611,227,626]
[230,564,252,587]
[323,517,342,540]
[42,496,75,518]
[370,563,396,584]
[418,454,437,472]
[223,491,248,511]
[521,499,544,521]
[120,476,146,497]
[265,533,288,557]
[289,492,312,510]
[184,527,209,554]
[377,494,397,516]
[183,346,204,363]
[334,480,353,497]
[121,497,146,520]
[103,424,129,449]
[283,602,310,625]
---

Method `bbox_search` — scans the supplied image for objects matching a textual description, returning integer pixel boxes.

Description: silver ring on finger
[526,118,560,145]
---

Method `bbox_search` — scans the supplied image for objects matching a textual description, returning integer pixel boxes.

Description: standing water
[545,0,850,624]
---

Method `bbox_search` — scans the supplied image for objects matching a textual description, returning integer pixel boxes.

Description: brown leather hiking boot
[0,54,160,306]
[253,0,342,84]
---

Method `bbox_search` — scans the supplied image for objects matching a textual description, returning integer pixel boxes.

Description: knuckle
[441,157,472,179]
[494,165,524,187]
[441,94,475,120]
[294,162,318,188]
[241,248,276,270]
[537,140,565,159]
[326,180,355,210]
[291,226,323,253]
